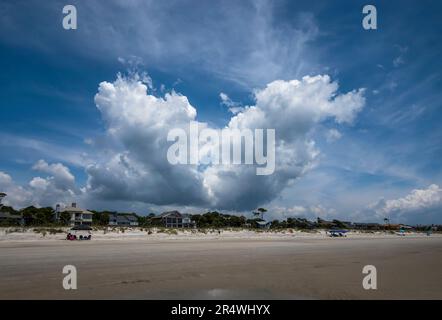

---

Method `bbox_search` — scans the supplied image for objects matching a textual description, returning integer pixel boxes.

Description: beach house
[353,222,382,230]
[0,212,24,225]
[0,193,24,225]
[152,211,196,228]
[55,203,94,226]
[108,213,139,226]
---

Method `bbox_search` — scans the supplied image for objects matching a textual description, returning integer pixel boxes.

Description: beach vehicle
[66,224,92,240]
[395,225,413,236]
[327,229,348,237]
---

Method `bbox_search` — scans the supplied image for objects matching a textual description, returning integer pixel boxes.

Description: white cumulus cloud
[85,74,209,207]
[0,160,79,208]
[0,74,366,212]
[84,73,365,211]
[364,184,442,224]
[325,129,342,142]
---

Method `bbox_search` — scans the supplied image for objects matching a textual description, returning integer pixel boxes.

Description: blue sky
[0,0,441,224]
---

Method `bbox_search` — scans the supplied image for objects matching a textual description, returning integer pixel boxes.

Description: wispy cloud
[0,133,91,167]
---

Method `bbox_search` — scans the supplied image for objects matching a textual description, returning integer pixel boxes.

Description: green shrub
[32,228,64,235]
[5,228,23,234]
[48,228,63,234]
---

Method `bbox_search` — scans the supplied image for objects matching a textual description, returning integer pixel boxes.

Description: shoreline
[0,226,440,243]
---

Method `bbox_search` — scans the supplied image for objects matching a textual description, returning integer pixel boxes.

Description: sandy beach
[0,229,441,300]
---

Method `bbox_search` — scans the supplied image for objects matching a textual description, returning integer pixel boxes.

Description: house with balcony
[151,211,195,228]
[55,203,94,226]
[108,213,139,227]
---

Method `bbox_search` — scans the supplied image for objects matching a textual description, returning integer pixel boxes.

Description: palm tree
[384,218,390,225]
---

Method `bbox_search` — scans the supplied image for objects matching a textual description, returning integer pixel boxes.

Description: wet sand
[0,236,441,299]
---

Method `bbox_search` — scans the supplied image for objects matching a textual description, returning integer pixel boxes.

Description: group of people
[66,233,92,240]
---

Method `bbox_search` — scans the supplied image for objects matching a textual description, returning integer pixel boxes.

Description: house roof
[110,213,138,223]
[158,210,182,218]
[60,206,93,214]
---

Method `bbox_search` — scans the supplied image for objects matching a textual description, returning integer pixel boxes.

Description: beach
[0,229,441,299]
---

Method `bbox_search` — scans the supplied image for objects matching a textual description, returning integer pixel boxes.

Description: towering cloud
[0,74,366,211]
[86,74,209,206]
[84,73,365,210]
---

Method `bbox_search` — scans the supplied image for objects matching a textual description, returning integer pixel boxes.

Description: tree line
[1,205,441,231]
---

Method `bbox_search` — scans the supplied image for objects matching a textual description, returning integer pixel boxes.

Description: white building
[56,203,94,226]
